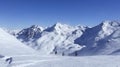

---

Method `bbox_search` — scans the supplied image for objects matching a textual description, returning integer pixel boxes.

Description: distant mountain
[0,28,38,56]
[17,23,87,55]
[4,20,120,56]
[74,21,120,55]
[17,25,44,41]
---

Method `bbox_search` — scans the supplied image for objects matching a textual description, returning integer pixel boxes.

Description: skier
[55,51,57,54]
[5,57,13,64]
[0,54,13,64]
[62,52,65,56]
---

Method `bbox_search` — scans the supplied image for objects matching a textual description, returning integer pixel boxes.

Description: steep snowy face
[0,28,38,56]
[17,25,44,41]
[74,21,120,55]
[35,23,87,55]
[44,23,75,34]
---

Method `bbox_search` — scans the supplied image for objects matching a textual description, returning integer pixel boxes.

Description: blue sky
[0,0,120,29]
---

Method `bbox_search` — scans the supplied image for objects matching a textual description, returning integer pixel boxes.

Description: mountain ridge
[74,20,120,55]
[2,20,120,56]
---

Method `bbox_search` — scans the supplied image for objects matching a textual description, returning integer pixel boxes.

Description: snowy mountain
[17,25,44,41]
[17,23,87,55]
[74,21,120,55]
[0,28,38,56]
[3,21,120,56]
[1,21,120,67]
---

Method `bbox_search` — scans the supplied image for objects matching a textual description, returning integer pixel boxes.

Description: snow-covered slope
[3,28,20,36]
[5,55,120,67]
[17,23,87,55]
[0,28,38,56]
[74,21,120,55]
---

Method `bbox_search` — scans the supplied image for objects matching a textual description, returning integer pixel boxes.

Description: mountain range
[2,20,120,56]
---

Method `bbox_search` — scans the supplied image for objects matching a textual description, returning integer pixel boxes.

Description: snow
[3,28,20,36]
[1,55,120,67]
[0,28,38,56]
[2,21,120,56]
[1,21,120,67]
[17,25,44,41]
[14,21,120,56]
[74,21,120,55]
[17,23,87,55]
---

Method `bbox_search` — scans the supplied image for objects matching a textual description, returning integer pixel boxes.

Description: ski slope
[0,28,38,56]
[2,55,120,67]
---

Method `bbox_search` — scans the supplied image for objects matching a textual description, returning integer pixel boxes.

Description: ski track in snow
[1,55,120,67]
[11,59,60,67]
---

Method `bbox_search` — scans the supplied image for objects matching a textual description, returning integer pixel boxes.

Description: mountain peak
[53,23,69,28]
[101,20,120,27]
[54,22,62,26]
[44,23,73,32]
[30,25,44,31]
[91,20,120,34]
[53,23,67,30]
[30,25,38,29]
[17,25,44,41]
[52,23,63,30]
